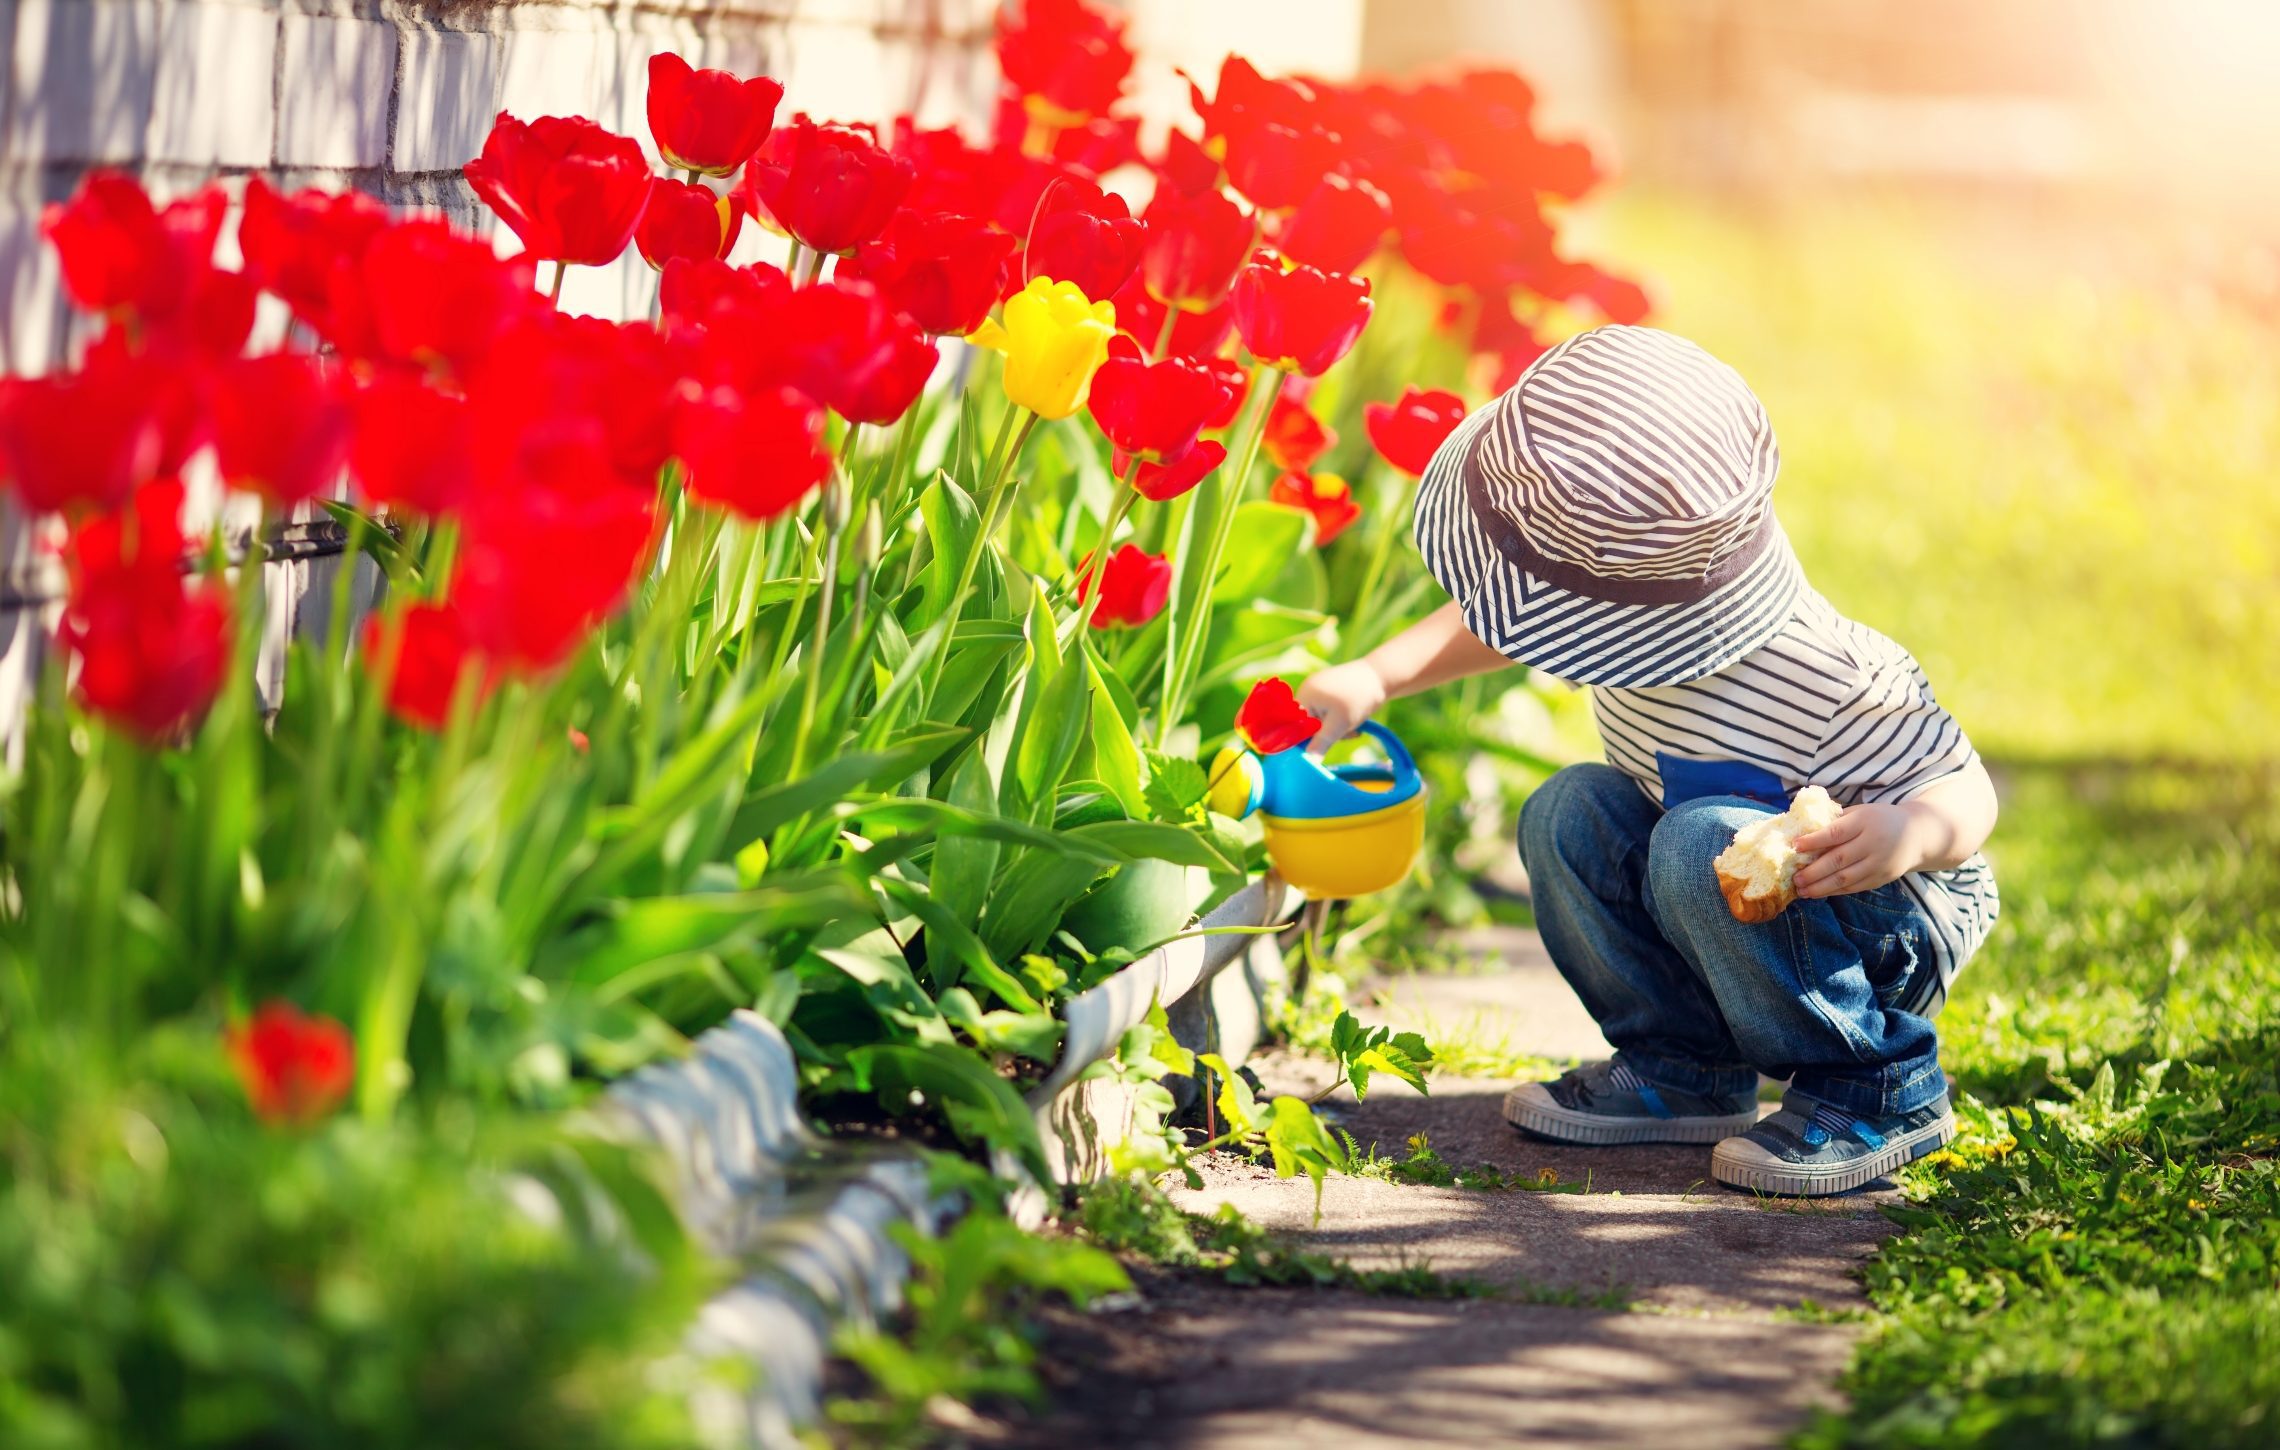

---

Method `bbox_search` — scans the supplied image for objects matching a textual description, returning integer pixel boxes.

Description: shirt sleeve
[1812,656,1979,804]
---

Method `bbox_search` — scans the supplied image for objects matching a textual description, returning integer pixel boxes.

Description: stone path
[1015,926,1897,1449]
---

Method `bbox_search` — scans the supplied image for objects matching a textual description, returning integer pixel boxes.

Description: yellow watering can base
[1262,791,1427,899]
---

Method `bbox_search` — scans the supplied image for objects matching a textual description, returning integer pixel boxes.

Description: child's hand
[1791,804,1928,898]
[1296,660,1388,754]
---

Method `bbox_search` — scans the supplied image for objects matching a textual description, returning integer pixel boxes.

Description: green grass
[1799,764,2280,1448]
[1592,190,2280,764]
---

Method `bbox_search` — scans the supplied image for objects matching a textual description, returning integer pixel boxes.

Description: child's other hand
[1791,803,1925,898]
[1296,660,1388,754]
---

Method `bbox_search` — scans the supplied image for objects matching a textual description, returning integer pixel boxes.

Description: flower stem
[1072,462,1139,632]
[786,237,804,275]
[929,406,1039,701]
[548,260,567,306]
[1346,464,1408,654]
[1160,363,1284,736]
[1152,303,1181,361]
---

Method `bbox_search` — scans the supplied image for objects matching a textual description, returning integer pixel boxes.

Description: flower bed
[0,1,1641,1439]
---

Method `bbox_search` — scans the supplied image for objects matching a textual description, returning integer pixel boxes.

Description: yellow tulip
[969,277,1115,421]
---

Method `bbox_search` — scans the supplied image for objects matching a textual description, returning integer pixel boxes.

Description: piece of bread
[1712,785,1842,923]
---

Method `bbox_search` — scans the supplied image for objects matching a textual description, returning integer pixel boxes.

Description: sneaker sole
[1709,1112,1957,1197]
[1502,1083,1762,1146]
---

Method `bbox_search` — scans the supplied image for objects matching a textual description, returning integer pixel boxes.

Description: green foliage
[828,1212,1129,1447]
[1324,1010,1434,1099]
[1354,1133,1593,1195]
[1071,1177,1495,1299]
[0,1046,711,1450]
[1811,767,2280,1449]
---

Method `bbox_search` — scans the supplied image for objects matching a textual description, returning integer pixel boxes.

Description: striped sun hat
[1412,325,1805,688]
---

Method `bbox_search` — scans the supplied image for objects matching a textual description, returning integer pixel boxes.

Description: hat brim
[1412,404,1806,688]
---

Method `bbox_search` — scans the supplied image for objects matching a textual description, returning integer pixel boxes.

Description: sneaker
[1710,1091,1957,1196]
[1503,1057,1763,1145]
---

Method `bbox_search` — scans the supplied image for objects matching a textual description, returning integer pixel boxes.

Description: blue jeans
[1519,764,1946,1118]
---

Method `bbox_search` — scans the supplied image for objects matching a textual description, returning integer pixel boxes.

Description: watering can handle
[1355,721,1421,789]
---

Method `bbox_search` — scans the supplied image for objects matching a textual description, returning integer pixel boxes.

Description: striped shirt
[1586,587,1999,1001]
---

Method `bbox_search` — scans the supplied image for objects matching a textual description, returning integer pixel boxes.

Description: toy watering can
[1207,722,1427,899]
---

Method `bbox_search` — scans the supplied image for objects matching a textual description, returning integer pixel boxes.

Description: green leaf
[1143,753,1211,824]
[1265,1094,1349,1216]
[919,472,982,625]
[929,748,1000,929]
[726,727,968,844]
[1013,596,1092,822]
[877,876,1044,1015]
[542,875,868,991]
[846,1041,1050,1185]
[1086,655,1148,818]
[1213,501,1311,603]
[935,988,1064,1062]
[1066,818,1241,874]
[979,848,1110,961]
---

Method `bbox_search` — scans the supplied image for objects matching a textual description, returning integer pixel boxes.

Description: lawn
[1573,191,2280,1446]
[1594,188,2280,765]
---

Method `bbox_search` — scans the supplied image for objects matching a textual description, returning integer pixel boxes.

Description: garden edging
[603,872,1298,1448]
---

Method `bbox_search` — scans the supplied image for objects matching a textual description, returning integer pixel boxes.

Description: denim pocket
[1829,884,1927,1007]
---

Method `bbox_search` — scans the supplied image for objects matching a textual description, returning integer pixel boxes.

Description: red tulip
[1235,676,1321,754]
[363,601,490,729]
[0,346,170,516]
[465,112,652,266]
[1018,174,1144,303]
[226,1002,355,1125]
[674,383,831,521]
[836,322,939,427]
[1088,354,1233,464]
[1153,128,1222,197]
[212,354,354,505]
[995,0,1134,127]
[349,373,475,515]
[451,484,654,670]
[659,257,789,327]
[1141,187,1254,313]
[1364,386,1467,476]
[1191,354,1251,428]
[838,211,1017,336]
[1276,174,1391,275]
[1223,120,1342,213]
[1269,470,1361,545]
[238,177,389,329]
[1185,56,1314,149]
[1124,437,1224,502]
[1262,393,1334,473]
[1111,272,1236,361]
[634,177,740,270]
[41,171,226,326]
[466,312,682,492]
[348,219,537,377]
[1050,113,1143,177]
[893,119,1023,220]
[646,52,782,176]
[1398,186,1554,294]
[1231,251,1372,376]
[57,481,233,741]
[1575,263,1652,324]
[739,117,913,256]
[1076,543,1169,627]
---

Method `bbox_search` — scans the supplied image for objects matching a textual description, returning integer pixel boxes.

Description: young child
[1299,325,1999,1196]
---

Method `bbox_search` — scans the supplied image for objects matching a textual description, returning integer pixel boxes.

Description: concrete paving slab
[1017,927,1892,1448]
[1020,1279,1857,1449]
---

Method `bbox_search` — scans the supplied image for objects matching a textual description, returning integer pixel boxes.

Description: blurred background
[1337,0,2280,766]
